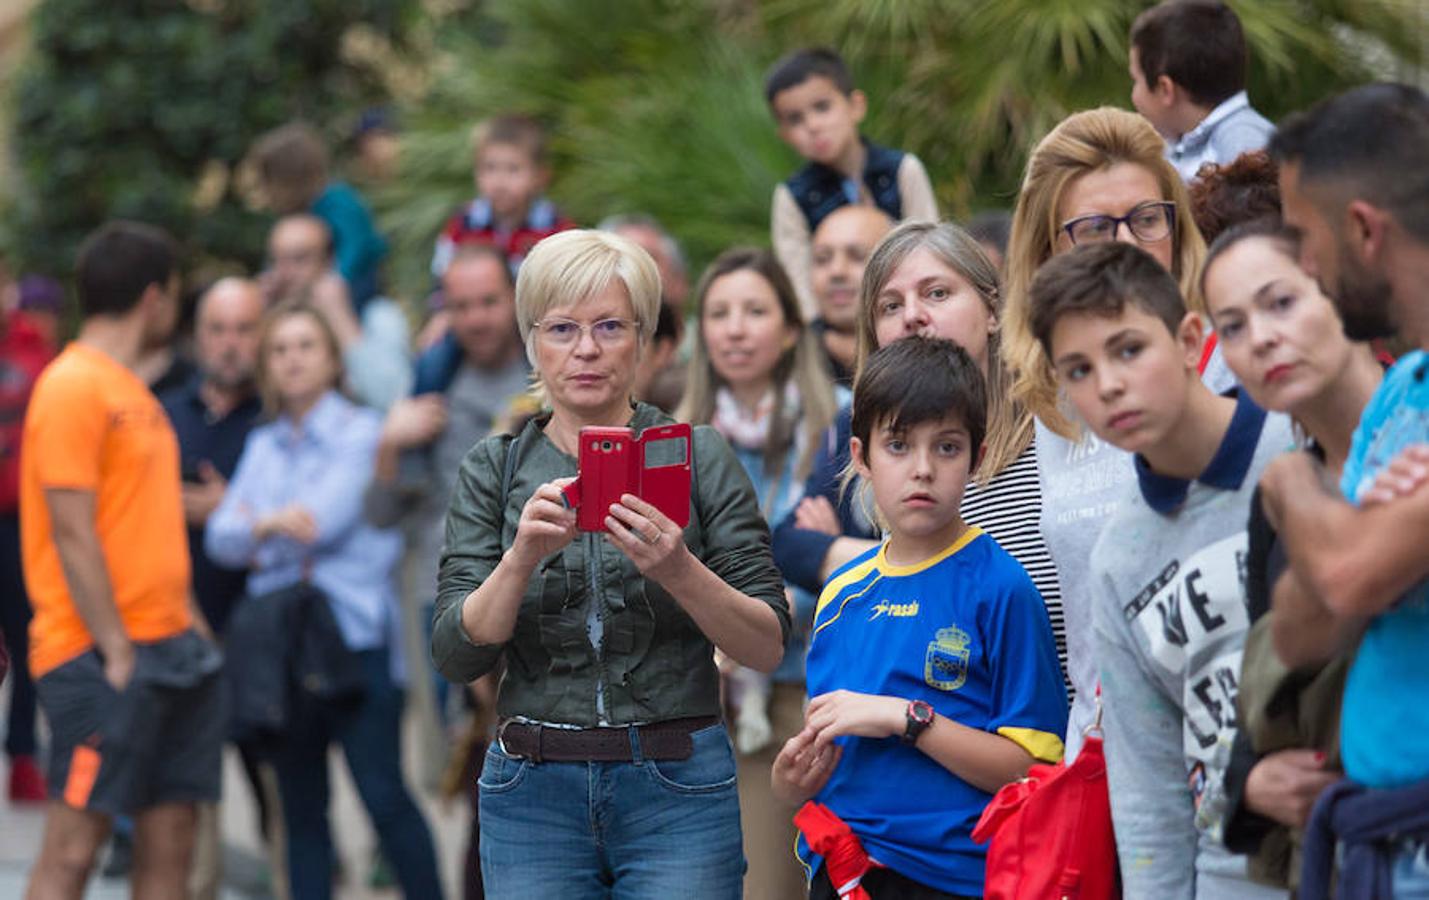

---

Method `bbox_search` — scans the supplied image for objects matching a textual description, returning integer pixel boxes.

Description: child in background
[773,337,1065,900]
[1129,0,1275,182]
[418,114,576,395]
[251,121,389,309]
[430,114,575,279]
[765,47,938,322]
[1028,241,1289,899]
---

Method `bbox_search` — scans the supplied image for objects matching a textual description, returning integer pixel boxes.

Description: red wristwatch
[902,700,934,745]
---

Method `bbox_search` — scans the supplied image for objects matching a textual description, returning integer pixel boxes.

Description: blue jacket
[1301,776,1429,900]
[770,406,876,594]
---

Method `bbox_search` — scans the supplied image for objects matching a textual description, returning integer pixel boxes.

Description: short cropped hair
[764,47,854,105]
[514,229,661,360]
[445,243,515,292]
[251,122,330,213]
[851,337,988,470]
[1131,0,1248,109]
[1027,242,1187,357]
[75,221,178,319]
[472,114,548,166]
[1189,150,1280,244]
[1269,82,1429,243]
[597,213,689,281]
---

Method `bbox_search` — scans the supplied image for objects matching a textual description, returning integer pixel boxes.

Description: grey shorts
[35,630,226,816]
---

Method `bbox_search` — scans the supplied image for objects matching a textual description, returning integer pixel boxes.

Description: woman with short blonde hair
[433,229,789,899]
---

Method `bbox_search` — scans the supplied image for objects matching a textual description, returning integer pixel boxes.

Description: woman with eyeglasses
[431,230,789,900]
[999,107,1231,762]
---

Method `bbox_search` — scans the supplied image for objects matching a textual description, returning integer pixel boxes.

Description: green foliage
[4,0,418,279]
[378,0,1424,300]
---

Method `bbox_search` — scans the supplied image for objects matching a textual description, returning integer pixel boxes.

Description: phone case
[562,423,692,531]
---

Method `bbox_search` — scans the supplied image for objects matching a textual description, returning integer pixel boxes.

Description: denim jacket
[432,402,789,726]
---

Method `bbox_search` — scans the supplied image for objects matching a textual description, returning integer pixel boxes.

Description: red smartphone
[561,423,692,531]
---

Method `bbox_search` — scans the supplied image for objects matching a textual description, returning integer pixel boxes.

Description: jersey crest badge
[925,625,970,691]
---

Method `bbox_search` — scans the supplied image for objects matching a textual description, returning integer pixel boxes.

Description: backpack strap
[497,426,530,550]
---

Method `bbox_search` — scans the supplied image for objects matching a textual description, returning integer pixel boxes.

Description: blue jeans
[1396,841,1429,898]
[274,647,443,900]
[479,722,745,899]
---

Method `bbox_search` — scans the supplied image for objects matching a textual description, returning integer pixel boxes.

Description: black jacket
[225,582,364,745]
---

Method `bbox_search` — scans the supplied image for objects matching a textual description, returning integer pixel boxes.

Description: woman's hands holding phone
[508,477,579,571]
[604,493,692,586]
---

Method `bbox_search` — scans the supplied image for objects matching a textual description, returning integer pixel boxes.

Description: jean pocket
[478,742,529,794]
[645,724,738,794]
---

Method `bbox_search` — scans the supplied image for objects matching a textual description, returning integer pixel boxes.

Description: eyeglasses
[533,316,638,347]
[1061,201,1176,246]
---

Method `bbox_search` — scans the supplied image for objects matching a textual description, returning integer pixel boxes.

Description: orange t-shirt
[20,344,191,677]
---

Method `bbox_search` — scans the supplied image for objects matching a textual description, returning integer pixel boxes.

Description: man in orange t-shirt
[22,222,223,900]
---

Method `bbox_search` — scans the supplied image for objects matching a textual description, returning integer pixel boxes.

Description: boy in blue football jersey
[772,337,1067,899]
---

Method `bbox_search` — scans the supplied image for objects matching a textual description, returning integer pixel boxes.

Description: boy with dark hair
[23,221,224,899]
[430,113,576,279]
[1258,83,1429,897]
[773,336,1065,899]
[1030,241,1289,898]
[1129,0,1274,182]
[765,47,938,321]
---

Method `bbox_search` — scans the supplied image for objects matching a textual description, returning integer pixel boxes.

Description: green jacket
[431,403,790,726]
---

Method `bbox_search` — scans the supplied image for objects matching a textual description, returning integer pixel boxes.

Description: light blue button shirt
[1167,91,1275,182]
[205,391,403,657]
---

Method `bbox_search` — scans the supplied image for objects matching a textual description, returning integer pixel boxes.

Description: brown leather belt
[497,716,719,763]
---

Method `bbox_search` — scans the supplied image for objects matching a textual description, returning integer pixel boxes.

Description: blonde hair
[853,221,1031,483]
[676,248,838,489]
[1003,107,1207,437]
[255,303,345,415]
[515,229,661,402]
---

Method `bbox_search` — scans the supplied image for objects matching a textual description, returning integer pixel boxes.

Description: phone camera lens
[601,440,612,451]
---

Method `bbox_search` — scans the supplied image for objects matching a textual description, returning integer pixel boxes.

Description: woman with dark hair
[1203,220,1383,890]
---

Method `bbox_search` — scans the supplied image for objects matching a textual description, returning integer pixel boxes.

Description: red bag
[972,693,1119,899]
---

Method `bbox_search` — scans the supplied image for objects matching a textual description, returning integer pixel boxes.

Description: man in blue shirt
[1259,83,1429,897]
[158,277,267,897]
[160,278,264,635]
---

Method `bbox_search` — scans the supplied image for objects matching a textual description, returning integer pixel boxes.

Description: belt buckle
[498,720,532,761]
[498,721,544,764]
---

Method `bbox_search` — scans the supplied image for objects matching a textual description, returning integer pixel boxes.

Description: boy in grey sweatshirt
[1028,242,1290,899]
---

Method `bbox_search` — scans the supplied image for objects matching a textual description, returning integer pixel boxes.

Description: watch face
[911,700,933,724]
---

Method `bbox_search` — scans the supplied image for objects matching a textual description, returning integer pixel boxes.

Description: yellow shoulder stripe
[815,555,881,619]
[997,726,1065,764]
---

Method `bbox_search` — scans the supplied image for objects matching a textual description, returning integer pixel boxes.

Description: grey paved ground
[0,721,469,898]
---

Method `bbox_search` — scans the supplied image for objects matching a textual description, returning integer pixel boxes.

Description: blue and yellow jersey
[798,526,1068,896]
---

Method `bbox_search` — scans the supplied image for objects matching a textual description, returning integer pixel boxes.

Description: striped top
[959,439,1069,697]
